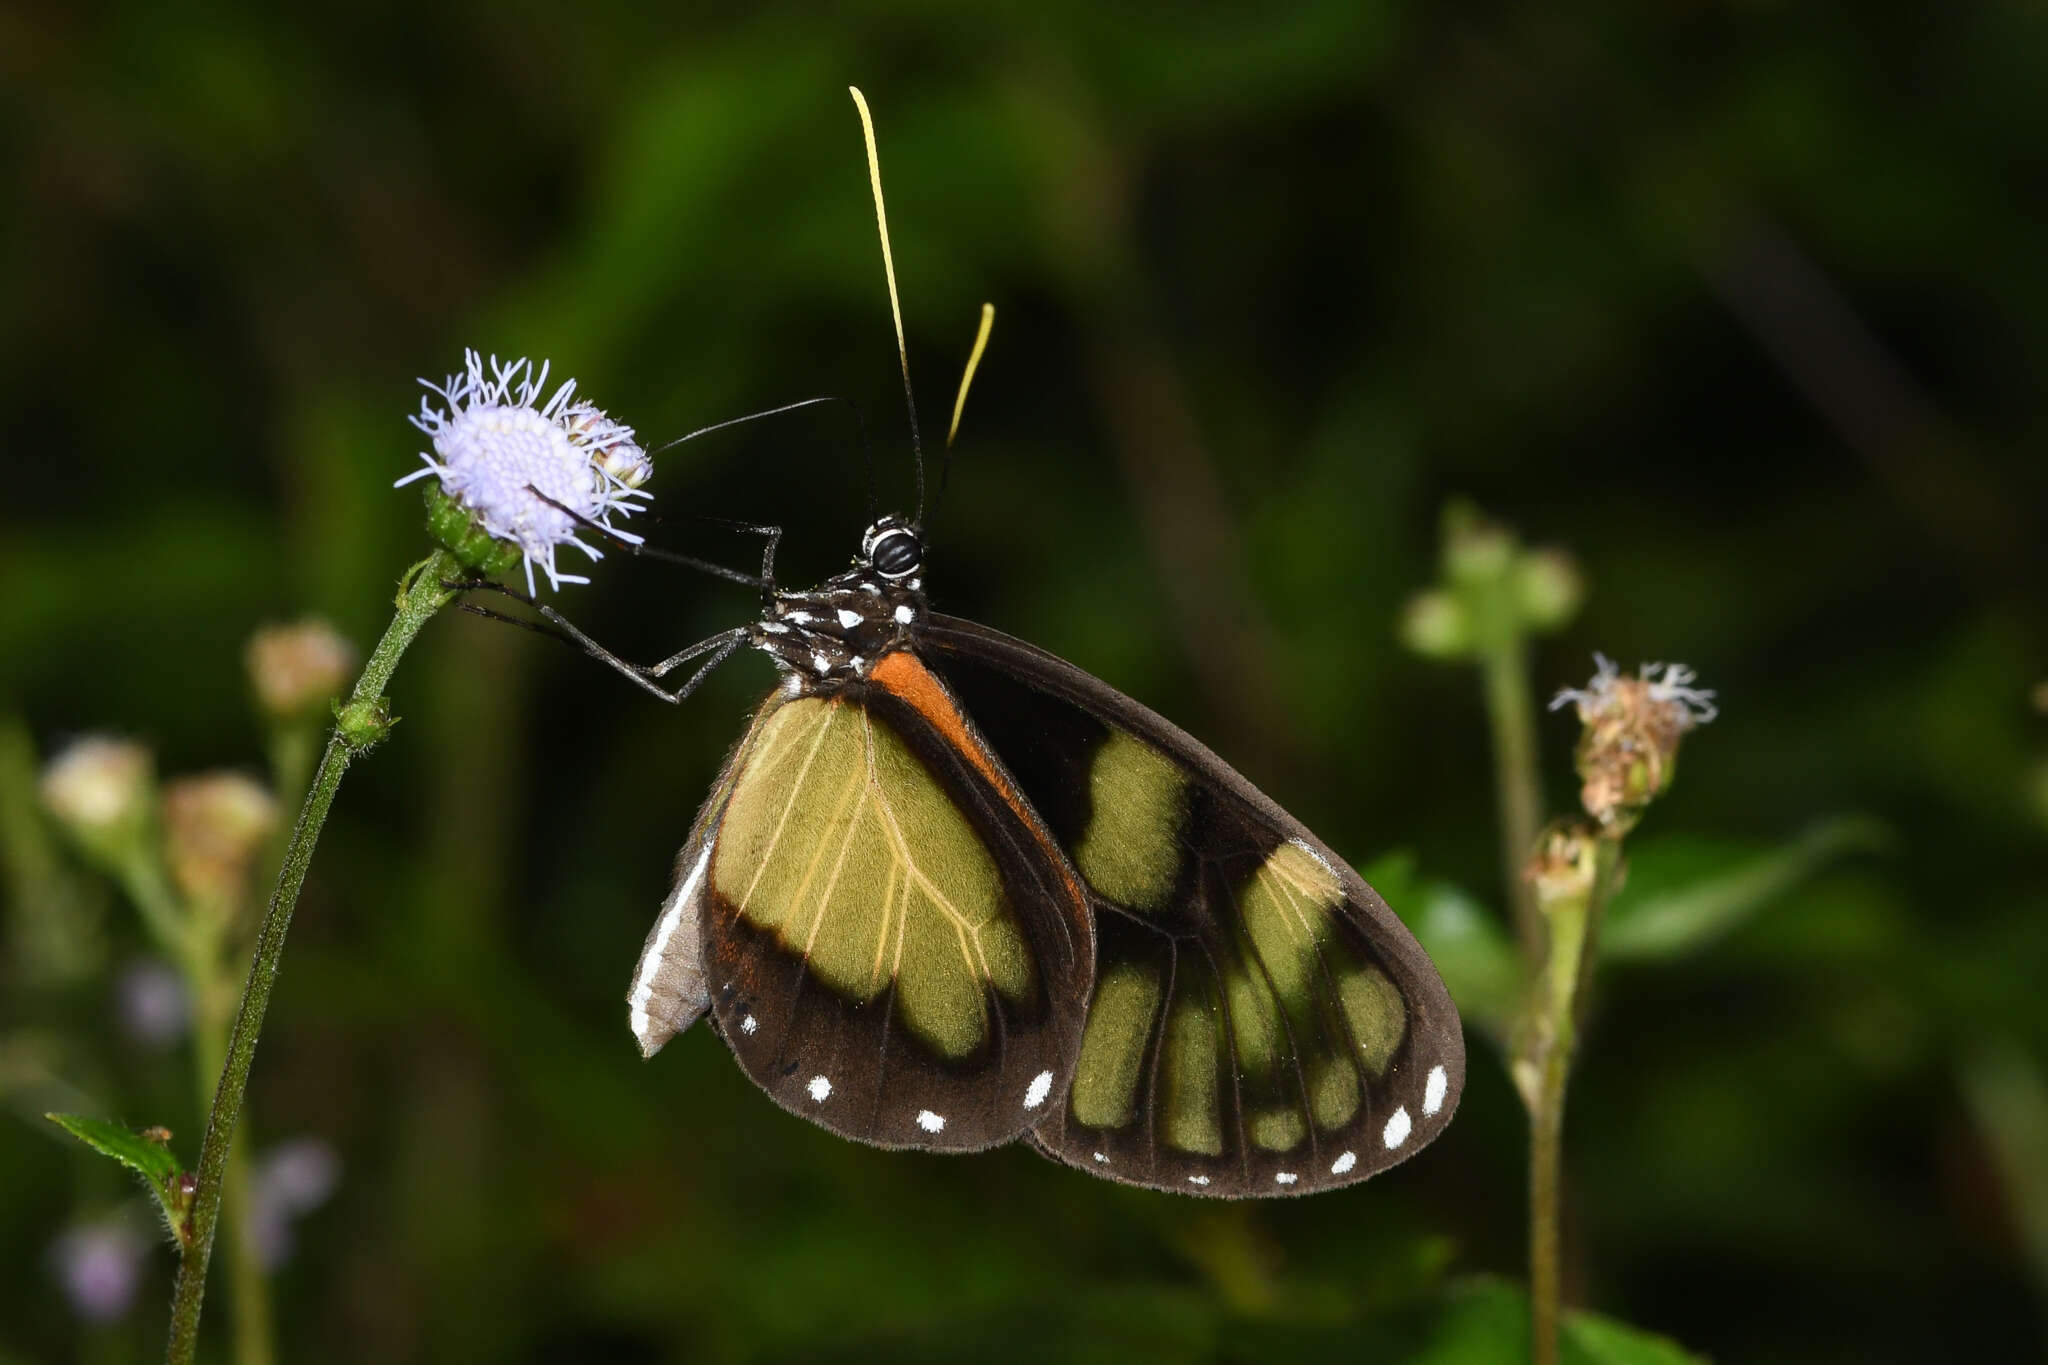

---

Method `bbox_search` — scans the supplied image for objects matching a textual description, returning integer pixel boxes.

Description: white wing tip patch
[1023,1069,1054,1110]
[1331,1150,1358,1175]
[807,1075,832,1103]
[916,1109,946,1134]
[1383,1106,1413,1149]
[1424,1063,1448,1116]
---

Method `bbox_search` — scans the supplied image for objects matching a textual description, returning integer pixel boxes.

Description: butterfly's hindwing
[699,654,1094,1152]
[922,615,1465,1195]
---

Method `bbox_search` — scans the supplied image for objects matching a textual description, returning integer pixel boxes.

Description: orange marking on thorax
[869,650,1086,909]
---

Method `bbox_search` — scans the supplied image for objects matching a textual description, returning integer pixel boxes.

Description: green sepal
[45,1113,195,1251]
[422,482,523,578]
[1367,852,1520,1029]
[1601,816,1891,963]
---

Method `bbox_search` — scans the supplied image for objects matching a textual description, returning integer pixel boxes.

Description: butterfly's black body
[616,515,1467,1197]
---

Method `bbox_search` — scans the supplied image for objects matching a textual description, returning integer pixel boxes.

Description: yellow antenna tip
[947,304,996,450]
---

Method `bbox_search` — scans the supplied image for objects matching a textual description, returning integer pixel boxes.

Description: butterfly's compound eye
[870,529,923,579]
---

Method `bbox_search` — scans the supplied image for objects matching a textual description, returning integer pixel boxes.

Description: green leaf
[1368,853,1520,1028]
[1409,1278,1706,1364]
[1602,816,1890,963]
[46,1112,193,1249]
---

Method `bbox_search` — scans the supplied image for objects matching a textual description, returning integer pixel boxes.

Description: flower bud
[1513,549,1584,632]
[1399,590,1472,659]
[1525,822,1599,914]
[246,619,356,722]
[161,772,278,924]
[40,737,156,873]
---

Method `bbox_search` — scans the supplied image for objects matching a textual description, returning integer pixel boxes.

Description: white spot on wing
[1092,1152,1108,1164]
[1187,1174,1210,1187]
[894,604,914,624]
[1424,1064,1449,1116]
[811,653,831,674]
[740,1014,757,1035]
[1383,1106,1412,1149]
[1024,1070,1054,1110]
[916,1109,946,1134]
[784,610,814,624]
[1275,1172,1298,1186]
[807,1075,832,1103]
[836,608,862,629]
[1331,1150,1357,1175]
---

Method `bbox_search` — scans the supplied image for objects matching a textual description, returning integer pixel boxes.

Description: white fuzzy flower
[395,351,650,595]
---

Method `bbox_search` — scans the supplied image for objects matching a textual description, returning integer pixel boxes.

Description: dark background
[4,3,2046,1361]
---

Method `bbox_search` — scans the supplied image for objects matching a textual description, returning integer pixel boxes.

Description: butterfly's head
[861,517,924,581]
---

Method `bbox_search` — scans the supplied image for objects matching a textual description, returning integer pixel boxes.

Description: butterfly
[554,89,1462,1197]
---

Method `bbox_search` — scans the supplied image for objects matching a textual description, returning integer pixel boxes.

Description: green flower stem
[166,551,458,1365]
[189,924,273,1365]
[1481,640,1545,969]
[1526,835,1623,1365]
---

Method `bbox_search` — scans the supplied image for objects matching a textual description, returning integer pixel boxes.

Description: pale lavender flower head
[116,958,190,1048]
[50,1219,148,1324]
[244,1137,340,1270]
[395,351,651,595]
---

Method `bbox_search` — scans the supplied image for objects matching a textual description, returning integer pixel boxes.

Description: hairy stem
[165,552,455,1365]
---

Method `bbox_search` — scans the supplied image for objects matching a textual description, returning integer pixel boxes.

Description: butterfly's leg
[447,578,745,705]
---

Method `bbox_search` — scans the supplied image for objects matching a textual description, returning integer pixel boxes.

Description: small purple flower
[115,958,190,1048]
[395,351,651,595]
[244,1137,340,1270]
[50,1219,149,1324]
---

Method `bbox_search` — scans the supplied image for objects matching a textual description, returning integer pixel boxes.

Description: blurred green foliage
[4,1,2046,1361]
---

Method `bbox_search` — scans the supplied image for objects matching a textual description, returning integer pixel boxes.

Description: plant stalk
[165,552,455,1365]
[1526,835,1621,1365]
[1482,640,1545,970]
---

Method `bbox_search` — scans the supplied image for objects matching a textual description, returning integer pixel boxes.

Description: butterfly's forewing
[687,654,1095,1152]
[922,616,1465,1195]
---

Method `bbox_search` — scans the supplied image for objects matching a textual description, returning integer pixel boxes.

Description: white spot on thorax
[1424,1064,1449,1116]
[740,1014,757,1035]
[807,1075,832,1103]
[1274,1172,1298,1186]
[1023,1070,1054,1110]
[835,608,862,629]
[1383,1106,1412,1149]
[1331,1150,1357,1175]
[893,604,915,624]
[916,1109,946,1133]
[1187,1174,1210,1187]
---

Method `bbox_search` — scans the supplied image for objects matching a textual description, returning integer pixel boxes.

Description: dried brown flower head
[1551,655,1716,830]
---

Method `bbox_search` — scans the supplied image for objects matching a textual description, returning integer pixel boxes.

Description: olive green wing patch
[922,615,1465,1196]
[701,682,1092,1153]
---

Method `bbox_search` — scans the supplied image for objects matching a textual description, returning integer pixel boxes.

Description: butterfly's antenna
[849,86,925,524]
[930,302,995,524]
[647,395,859,459]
